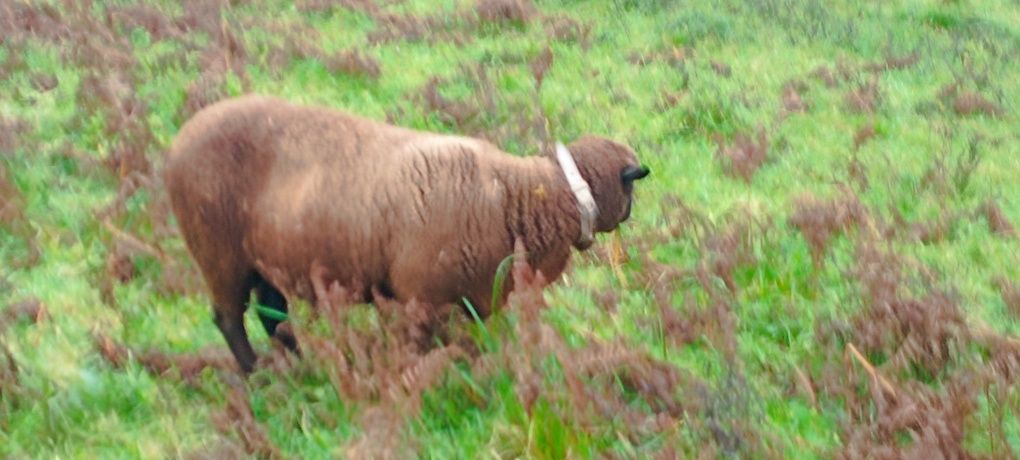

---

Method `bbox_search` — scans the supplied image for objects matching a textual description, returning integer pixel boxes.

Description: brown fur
[164,95,648,372]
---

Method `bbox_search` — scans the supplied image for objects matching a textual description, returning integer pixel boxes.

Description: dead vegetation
[905,211,960,244]
[710,60,732,78]
[785,182,1020,457]
[919,131,987,199]
[952,91,1004,117]
[0,340,20,413]
[816,233,1020,458]
[810,59,856,87]
[0,299,46,418]
[299,0,541,47]
[0,117,28,155]
[95,238,778,457]
[977,199,1016,237]
[319,50,382,79]
[480,242,719,456]
[475,0,536,25]
[629,205,782,455]
[209,385,284,459]
[627,46,690,69]
[542,14,591,47]
[862,53,919,73]
[418,61,552,153]
[937,83,1005,118]
[0,164,25,228]
[780,80,808,115]
[30,72,58,92]
[255,19,382,81]
[789,191,866,267]
[852,122,876,150]
[714,127,770,182]
[4,1,232,300]
[996,278,1020,319]
[845,77,880,113]
[701,214,768,293]
[0,163,39,268]
[94,333,239,383]
[811,53,918,89]
[1,299,47,335]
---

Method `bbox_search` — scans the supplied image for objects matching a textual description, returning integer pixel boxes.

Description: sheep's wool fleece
[165,95,590,315]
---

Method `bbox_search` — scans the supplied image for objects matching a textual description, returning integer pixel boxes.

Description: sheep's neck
[499,164,582,260]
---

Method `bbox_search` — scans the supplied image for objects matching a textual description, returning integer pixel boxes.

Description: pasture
[1,0,1019,457]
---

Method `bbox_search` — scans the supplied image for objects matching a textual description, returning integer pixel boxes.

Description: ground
[1,0,1019,458]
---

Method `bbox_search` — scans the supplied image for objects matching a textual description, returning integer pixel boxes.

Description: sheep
[164,95,651,373]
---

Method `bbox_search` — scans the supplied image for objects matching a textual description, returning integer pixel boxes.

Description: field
[2,0,1020,457]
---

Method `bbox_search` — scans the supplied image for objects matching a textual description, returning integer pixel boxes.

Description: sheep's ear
[621,165,650,182]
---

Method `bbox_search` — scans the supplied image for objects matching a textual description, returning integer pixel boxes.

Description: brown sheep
[164,95,650,373]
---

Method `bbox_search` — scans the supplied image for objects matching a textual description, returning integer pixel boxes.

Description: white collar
[555,142,598,246]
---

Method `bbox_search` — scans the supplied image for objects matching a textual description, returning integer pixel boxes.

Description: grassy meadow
[2,0,1019,457]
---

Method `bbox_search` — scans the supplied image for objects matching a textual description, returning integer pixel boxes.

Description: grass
[2,0,1019,458]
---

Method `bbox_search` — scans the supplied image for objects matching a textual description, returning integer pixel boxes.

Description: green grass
[2,0,1019,458]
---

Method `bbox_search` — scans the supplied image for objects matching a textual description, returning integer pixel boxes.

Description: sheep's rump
[165,95,524,305]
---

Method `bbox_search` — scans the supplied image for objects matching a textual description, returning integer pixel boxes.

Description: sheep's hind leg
[253,277,299,354]
[212,283,258,374]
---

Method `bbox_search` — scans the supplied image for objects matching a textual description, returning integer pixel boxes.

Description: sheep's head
[567,135,650,243]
